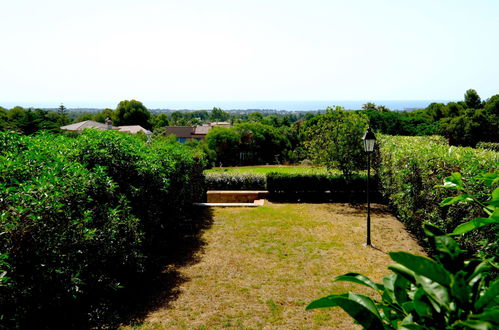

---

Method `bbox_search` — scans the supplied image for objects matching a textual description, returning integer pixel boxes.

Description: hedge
[374,135,499,256]
[476,141,499,152]
[204,172,266,190]
[0,130,205,328]
[266,172,379,202]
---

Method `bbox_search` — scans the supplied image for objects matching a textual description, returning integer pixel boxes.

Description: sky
[0,0,498,109]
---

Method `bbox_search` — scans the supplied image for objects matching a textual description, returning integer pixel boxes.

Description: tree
[205,126,241,166]
[150,113,169,129]
[303,107,369,180]
[210,107,230,122]
[93,108,115,123]
[114,100,151,128]
[0,107,8,130]
[169,111,186,125]
[464,89,482,109]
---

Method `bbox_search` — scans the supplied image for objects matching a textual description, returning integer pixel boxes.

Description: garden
[0,104,498,329]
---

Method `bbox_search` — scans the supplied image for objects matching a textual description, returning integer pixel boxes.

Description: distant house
[60,120,110,131]
[116,125,151,135]
[164,122,231,142]
[61,121,150,135]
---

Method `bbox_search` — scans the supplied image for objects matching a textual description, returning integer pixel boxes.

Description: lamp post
[362,127,376,246]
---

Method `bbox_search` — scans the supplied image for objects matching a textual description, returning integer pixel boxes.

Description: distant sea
[1,100,453,111]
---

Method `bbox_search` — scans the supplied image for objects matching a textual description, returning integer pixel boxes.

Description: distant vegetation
[1,89,497,164]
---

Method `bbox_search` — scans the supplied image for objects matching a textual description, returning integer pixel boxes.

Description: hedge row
[204,172,266,190]
[0,130,205,328]
[476,141,499,152]
[374,135,499,256]
[266,172,379,202]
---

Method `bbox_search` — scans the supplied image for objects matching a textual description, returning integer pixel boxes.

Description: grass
[125,203,424,329]
[204,165,337,176]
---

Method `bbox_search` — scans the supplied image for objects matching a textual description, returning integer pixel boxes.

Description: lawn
[204,165,337,176]
[126,203,423,329]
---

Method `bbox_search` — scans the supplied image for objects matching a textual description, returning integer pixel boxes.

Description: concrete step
[207,190,269,203]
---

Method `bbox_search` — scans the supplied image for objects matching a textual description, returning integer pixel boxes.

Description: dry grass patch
[125,203,424,329]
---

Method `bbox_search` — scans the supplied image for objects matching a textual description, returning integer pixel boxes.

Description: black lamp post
[362,127,376,246]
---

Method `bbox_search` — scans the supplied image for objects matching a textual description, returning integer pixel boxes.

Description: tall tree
[114,100,151,128]
[210,107,230,122]
[304,107,369,180]
[464,89,482,109]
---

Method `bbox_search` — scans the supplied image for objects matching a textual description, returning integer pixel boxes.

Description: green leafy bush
[307,224,499,329]
[0,130,205,327]
[204,172,266,190]
[266,172,378,202]
[375,135,499,256]
[476,142,499,152]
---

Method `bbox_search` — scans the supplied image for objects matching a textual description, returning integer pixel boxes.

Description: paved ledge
[207,190,269,203]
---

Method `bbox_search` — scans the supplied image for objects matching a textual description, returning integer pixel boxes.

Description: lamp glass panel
[364,139,375,152]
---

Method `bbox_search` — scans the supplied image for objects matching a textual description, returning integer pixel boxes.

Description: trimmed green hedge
[204,172,266,190]
[476,141,499,152]
[375,135,499,256]
[0,130,205,328]
[267,172,378,202]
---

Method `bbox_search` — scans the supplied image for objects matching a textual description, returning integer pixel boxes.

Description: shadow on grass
[109,207,215,328]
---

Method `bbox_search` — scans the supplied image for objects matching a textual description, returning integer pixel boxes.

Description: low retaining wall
[207,190,269,203]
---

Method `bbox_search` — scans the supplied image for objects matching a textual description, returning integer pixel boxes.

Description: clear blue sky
[1,0,498,108]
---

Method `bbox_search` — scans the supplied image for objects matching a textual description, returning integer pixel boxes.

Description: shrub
[204,172,266,190]
[266,172,378,202]
[374,135,499,256]
[307,224,499,329]
[476,142,499,152]
[0,132,143,328]
[0,130,206,327]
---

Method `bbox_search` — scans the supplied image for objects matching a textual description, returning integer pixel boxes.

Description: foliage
[303,106,369,180]
[205,172,266,190]
[375,135,499,257]
[1,106,67,134]
[266,172,376,202]
[477,142,499,152]
[0,130,205,327]
[206,126,241,166]
[205,166,331,176]
[307,224,499,329]
[436,172,498,238]
[114,99,151,128]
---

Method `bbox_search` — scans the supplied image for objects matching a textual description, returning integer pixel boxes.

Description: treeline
[362,89,499,146]
[1,89,498,164]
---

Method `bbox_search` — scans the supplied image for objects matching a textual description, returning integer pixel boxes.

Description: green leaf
[475,279,499,310]
[389,252,451,286]
[434,235,464,260]
[457,319,495,329]
[451,271,471,307]
[471,310,499,324]
[423,223,446,237]
[439,194,473,207]
[388,264,416,285]
[440,172,465,190]
[393,274,411,306]
[306,293,385,329]
[451,218,499,235]
[334,273,384,292]
[492,187,499,201]
[413,288,433,318]
[415,275,450,311]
